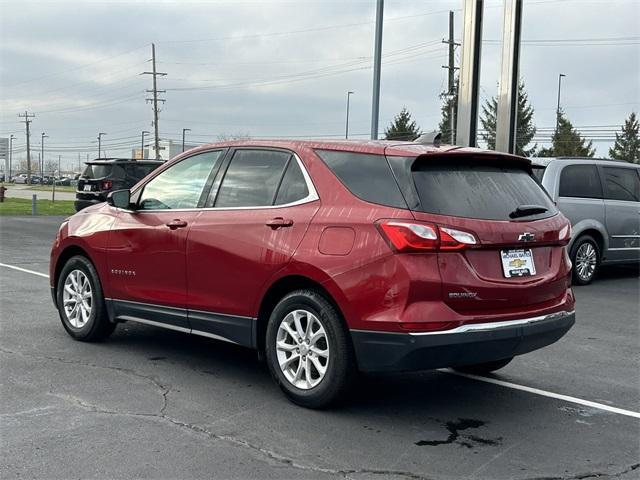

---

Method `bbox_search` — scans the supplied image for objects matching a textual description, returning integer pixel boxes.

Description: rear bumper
[351,310,575,372]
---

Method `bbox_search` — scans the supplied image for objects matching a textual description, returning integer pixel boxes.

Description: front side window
[138,151,223,210]
[214,150,291,208]
[559,164,602,199]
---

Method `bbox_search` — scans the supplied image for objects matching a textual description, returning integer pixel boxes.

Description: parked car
[51,140,575,408]
[56,176,72,186]
[13,174,29,184]
[74,158,163,211]
[531,157,640,285]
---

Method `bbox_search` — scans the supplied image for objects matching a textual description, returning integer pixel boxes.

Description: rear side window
[274,159,309,205]
[602,166,640,202]
[315,150,406,208]
[123,164,159,181]
[215,150,290,208]
[559,164,602,198]
[412,159,557,220]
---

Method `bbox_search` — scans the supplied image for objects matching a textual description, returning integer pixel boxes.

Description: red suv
[50,140,575,408]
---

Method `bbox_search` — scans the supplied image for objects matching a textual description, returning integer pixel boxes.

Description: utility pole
[345,91,354,139]
[97,132,106,158]
[442,10,460,144]
[9,134,14,181]
[182,128,191,152]
[77,153,81,174]
[141,130,149,159]
[18,111,35,185]
[370,0,384,140]
[41,132,48,178]
[556,73,566,136]
[142,43,167,160]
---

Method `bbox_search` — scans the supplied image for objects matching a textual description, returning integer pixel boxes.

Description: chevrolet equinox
[50,140,576,408]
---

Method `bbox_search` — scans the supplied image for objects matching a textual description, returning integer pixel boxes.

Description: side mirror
[107,189,133,210]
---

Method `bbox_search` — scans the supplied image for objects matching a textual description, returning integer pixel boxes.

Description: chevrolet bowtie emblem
[518,232,535,242]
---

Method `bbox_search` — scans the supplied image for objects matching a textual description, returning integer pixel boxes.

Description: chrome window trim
[132,152,319,213]
[351,310,575,337]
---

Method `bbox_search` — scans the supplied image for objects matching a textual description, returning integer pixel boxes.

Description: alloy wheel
[62,269,93,328]
[276,309,329,390]
[575,242,597,282]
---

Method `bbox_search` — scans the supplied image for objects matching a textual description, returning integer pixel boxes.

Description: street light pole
[97,132,106,159]
[141,130,150,159]
[41,132,48,179]
[556,73,566,135]
[182,128,191,152]
[345,91,354,139]
[9,134,14,181]
[370,0,384,140]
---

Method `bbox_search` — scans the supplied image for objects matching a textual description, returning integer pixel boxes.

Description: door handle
[166,219,188,230]
[265,217,294,229]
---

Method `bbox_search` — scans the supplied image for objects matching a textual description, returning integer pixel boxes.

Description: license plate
[83,185,92,192]
[501,249,536,278]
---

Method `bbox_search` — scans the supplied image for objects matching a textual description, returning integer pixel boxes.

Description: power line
[142,44,167,160]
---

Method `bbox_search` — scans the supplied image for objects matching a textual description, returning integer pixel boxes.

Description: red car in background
[50,139,575,408]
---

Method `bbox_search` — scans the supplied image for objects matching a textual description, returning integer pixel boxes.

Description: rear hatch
[77,163,115,195]
[405,153,571,316]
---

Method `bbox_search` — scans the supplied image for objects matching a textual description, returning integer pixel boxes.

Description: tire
[453,357,513,375]
[56,255,116,342]
[570,235,601,285]
[265,289,356,408]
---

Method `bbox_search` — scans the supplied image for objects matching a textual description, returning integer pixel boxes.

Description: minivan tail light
[376,220,477,253]
[101,180,113,190]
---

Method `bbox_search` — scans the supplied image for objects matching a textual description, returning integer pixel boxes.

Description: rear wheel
[265,289,355,408]
[57,255,115,342]
[453,357,513,375]
[570,235,600,285]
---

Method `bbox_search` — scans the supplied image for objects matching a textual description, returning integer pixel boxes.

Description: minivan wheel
[570,235,600,285]
[453,357,513,375]
[265,289,355,408]
[57,255,115,342]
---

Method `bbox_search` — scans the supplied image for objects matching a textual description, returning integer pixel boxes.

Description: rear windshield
[412,159,557,220]
[82,163,157,180]
[82,164,112,179]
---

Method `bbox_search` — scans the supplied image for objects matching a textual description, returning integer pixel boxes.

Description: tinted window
[274,159,309,205]
[215,150,290,208]
[532,166,546,182]
[603,166,640,202]
[123,164,159,181]
[412,160,557,220]
[315,150,406,208]
[83,164,113,179]
[559,164,602,198]
[138,151,222,210]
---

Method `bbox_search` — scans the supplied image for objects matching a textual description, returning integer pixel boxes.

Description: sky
[1,0,639,173]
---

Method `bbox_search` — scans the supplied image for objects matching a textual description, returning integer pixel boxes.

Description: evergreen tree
[479,80,537,157]
[609,112,640,163]
[385,107,421,141]
[538,111,595,157]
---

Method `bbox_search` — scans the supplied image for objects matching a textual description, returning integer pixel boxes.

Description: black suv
[75,159,162,211]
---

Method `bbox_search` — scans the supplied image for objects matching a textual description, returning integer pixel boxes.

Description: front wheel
[57,255,115,342]
[570,235,601,285]
[265,289,355,408]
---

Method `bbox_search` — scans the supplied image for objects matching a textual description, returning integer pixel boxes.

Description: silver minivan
[531,157,640,284]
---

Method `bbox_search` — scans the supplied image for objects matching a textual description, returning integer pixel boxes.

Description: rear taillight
[376,220,478,253]
[101,180,113,190]
[559,222,572,244]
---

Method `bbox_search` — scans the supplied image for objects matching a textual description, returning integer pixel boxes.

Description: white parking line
[444,370,640,419]
[0,263,49,279]
[2,261,638,419]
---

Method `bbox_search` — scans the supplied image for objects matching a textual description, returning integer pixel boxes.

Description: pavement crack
[525,463,640,480]
[0,346,172,416]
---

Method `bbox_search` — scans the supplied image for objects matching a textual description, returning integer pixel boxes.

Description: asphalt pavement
[1,215,638,480]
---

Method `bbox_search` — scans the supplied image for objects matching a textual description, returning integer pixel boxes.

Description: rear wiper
[509,204,548,219]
